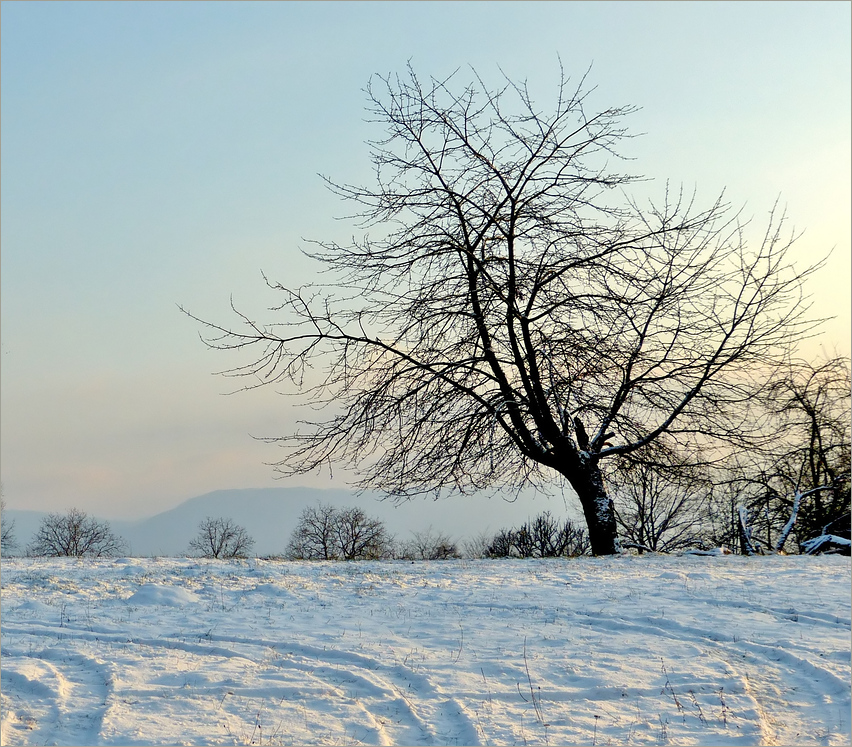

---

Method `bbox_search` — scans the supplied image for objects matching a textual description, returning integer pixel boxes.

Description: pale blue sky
[2,1,849,518]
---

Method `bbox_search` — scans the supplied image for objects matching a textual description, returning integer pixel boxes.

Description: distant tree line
[285,505,585,561]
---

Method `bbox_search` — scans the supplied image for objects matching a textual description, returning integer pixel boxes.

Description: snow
[802,535,852,555]
[1,555,849,746]
[126,584,202,607]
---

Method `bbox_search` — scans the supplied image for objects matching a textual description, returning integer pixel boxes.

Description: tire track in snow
[194,632,481,746]
[0,663,62,745]
[569,606,849,692]
[562,605,849,745]
[10,607,843,747]
[6,596,845,746]
[2,621,481,746]
[3,557,847,746]
[258,640,481,746]
[0,649,112,746]
[704,597,851,630]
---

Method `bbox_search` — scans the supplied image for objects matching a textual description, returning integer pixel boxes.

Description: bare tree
[462,531,494,559]
[610,444,713,553]
[486,528,517,558]
[286,504,393,560]
[487,512,589,557]
[727,356,850,553]
[188,516,255,559]
[187,65,819,555]
[287,504,341,560]
[334,507,393,560]
[529,511,589,557]
[1,495,17,554]
[28,508,127,558]
[398,526,461,560]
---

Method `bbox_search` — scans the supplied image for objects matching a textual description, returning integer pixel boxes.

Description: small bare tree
[610,444,713,553]
[187,65,819,555]
[334,507,393,560]
[188,517,255,559]
[726,356,850,553]
[286,504,341,559]
[398,526,461,560]
[487,512,589,557]
[1,495,16,554]
[28,508,127,558]
[287,504,392,560]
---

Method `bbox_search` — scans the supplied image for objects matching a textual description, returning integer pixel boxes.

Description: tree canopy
[187,66,820,554]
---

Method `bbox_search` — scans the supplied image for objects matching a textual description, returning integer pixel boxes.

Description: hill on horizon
[3,485,579,557]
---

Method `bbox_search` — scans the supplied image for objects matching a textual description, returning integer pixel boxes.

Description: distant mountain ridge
[3,486,576,557]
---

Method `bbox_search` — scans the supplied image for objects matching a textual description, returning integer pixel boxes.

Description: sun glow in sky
[2,1,849,518]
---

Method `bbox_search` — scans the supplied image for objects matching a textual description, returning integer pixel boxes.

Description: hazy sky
[2,1,850,519]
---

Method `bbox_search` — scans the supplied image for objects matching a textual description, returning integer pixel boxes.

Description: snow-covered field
[1,555,849,746]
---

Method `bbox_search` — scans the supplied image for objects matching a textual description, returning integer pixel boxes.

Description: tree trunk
[568,459,620,556]
[737,505,758,556]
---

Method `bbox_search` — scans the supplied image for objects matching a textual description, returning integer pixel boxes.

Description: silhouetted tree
[334,507,394,560]
[1,495,16,554]
[610,444,713,553]
[287,504,393,560]
[187,65,819,555]
[487,512,589,557]
[486,528,517,558]
[726,356,850,553]
[28,508,127,558]
[188,517,255,559]
[287,504,341,560]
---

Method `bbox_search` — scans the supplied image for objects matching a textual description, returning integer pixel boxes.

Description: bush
[461,531,493,559]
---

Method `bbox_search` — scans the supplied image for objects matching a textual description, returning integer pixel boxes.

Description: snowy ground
[1,555,849,746]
